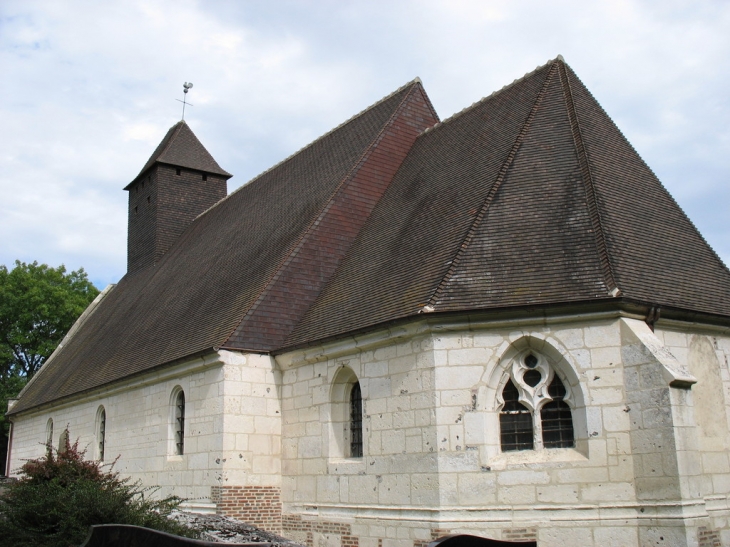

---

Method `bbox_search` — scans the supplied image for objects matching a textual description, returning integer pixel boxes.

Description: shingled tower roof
[10,58,730,415]
[125,120,231,189]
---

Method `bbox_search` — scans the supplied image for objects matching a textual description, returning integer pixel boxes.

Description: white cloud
[1,0,729,286]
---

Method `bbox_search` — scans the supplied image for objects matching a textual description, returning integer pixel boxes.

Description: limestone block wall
[654,327,730,546]
[214,351,283,530]
[8,349,282,525]
[8,352,226,505]
[276,316,729,547]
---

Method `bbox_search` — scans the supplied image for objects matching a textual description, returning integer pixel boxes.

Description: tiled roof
[12,81,429,414]
[125,121,231,189]
[11,58,730,415]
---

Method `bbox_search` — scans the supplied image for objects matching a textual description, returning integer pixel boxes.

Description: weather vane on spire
[176,82,194,120]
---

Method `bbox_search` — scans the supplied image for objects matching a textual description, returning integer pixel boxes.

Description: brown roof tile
[125,121,231,189]
[11,81,422,414]
[11,59,730,415]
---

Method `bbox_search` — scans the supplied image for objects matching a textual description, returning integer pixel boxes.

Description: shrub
[0,437,198,547]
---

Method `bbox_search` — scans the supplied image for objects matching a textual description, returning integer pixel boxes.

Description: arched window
[173,389,185,456]
[350,382,363,458]
[96,406,107,461]
[499,351,574,452]
[46,418,54,451]
[330,367,364,459]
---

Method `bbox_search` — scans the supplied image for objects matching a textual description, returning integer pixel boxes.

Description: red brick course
[283,513,359,547]
[211,485,282,533]
[698,526,722,547]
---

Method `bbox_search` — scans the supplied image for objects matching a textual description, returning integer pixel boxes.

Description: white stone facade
[7,313,730,547]
[8,351,282,516]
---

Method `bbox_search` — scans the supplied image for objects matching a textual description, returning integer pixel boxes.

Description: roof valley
[557,60,619,297]
[221,82,439,351]
[426,62,560,310]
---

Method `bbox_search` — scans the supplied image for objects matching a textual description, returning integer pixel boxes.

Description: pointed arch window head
[499,352,574,452]
[175,390,185,456]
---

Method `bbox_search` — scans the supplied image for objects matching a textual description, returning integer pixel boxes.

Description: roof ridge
[137,121,184,178]
[208,78,425,212]
[560,64,730,282]
[421,56,563,135]
[424,61,560,311]
[218,81,428,350]
[558,60,619,297]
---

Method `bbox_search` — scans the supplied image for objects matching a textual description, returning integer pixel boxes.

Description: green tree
[0,261,99,379]
[1,260,99,475]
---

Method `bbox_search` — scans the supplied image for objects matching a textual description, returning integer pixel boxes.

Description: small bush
[0,437,197,547]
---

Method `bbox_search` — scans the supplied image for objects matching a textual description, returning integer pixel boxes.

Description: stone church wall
[276,317,730,547]
[655,327,730,547]
[7,315,729,547]
[7,349,283,528]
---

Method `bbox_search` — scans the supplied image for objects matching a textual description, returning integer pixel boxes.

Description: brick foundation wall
[283,514,359,547]
[502,528,538,542]
[698,526,721,547]
[413,528,451,547]
[211,485,282,532]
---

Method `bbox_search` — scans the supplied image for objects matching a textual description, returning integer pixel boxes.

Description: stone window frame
[168,386,186,457]
[484,335,588,462]
[95,405,107,461]
[328,366,366,464]
[497,350,575,452]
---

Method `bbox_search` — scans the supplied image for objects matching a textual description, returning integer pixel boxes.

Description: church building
[6,57,730,547]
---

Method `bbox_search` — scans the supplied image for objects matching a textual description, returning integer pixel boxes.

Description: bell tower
[125,121,231,273]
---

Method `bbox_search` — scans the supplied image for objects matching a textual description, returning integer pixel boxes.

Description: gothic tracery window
[499,352,574,452]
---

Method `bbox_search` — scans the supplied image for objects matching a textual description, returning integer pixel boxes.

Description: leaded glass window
[175,390,185,456]
[350,382,363,458]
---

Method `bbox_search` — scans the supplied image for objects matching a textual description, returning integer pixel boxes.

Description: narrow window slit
[350,382,363,458]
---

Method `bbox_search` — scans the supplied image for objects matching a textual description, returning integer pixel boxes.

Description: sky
[2,0,729,289]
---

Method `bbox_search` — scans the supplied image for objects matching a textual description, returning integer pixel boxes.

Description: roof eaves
[8,283,117,413]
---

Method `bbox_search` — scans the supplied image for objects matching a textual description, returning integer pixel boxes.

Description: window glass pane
[541,375,574,448]
[98,409,106,461]
[175,391,185,455]
[350,382,363,458]
[500,379,533,451]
